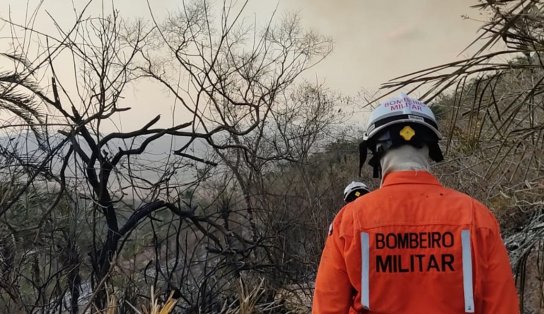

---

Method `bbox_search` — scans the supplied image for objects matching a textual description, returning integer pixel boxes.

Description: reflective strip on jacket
[312,171,519,314]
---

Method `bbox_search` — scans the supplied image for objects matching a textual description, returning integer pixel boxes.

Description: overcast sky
[274,0,482,95]
[1,0,482,92]
[0,0,483,129]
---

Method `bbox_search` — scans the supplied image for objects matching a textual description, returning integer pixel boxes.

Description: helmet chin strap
[369,154,382,178]
[428,142,444,162]
[358,141,368,177]
[359,140,386,178]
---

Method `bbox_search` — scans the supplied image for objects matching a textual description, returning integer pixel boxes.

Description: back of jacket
[312,171,519,314]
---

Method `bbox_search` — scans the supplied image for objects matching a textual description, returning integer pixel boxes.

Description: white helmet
[359,93,444,178]
[363,93,442,141]
[343,181,370,203]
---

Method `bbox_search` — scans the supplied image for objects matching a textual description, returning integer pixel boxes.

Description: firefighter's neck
[380,145,430,186]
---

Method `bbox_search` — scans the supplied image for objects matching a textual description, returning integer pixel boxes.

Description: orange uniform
[313,171,519,314]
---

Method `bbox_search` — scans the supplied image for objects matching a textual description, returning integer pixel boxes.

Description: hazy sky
[269,0,482,95]
[1,0,482,92]
[0,0,483,128]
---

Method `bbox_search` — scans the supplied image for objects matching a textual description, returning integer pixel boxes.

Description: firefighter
[312,93,519,314]
[343,181,370,203]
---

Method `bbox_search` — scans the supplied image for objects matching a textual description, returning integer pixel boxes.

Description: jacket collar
[381,170,442,188]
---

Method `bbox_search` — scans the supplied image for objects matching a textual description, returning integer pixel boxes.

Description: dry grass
[105,286,180,314]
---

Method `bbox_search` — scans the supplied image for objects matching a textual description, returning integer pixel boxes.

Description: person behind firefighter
[312,93,519,314]
[343,181,371,203]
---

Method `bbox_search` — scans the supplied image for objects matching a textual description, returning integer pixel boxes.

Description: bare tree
[139,0,336,298]
[0,0,340,312]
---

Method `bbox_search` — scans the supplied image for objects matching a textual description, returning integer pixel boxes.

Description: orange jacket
[313,171,519,314]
